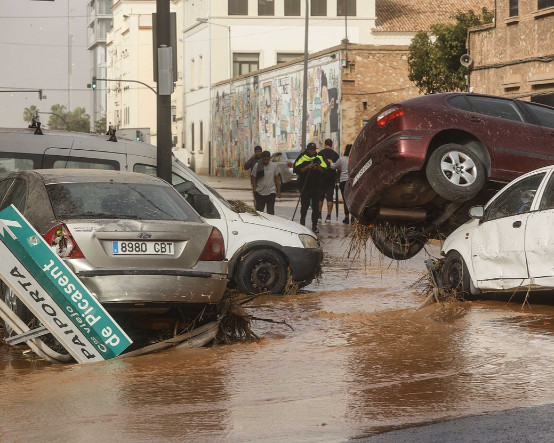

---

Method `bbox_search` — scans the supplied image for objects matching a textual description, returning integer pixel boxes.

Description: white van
[0,127,322,294]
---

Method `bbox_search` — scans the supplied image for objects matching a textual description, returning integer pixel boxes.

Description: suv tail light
[198,227,225,261]
[377,106,405,127]
[43,224,84,259]
[287,162,294,168]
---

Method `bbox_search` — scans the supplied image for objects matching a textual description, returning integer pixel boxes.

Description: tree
[408,8,494,94]
[23,105,38,124]
[48,104,69,130]
[67,107,90,133]
[93,115,107,134]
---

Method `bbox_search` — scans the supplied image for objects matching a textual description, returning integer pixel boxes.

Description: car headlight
[299,233,319,249]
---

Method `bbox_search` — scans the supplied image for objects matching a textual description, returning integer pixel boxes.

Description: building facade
[210,43,420,176]
[87,0,114,129]
[101,0,491,174]
[468,0,554,106]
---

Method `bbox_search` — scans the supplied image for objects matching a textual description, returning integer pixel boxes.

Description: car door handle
[470,116,483,123]
[513,220,522,228]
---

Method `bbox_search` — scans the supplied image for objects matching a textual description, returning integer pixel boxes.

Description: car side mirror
[469,205,484,220]
[191,193,212,216]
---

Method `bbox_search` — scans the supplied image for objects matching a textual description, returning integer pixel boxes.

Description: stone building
[468,0,554,105]
[210,43,421,176]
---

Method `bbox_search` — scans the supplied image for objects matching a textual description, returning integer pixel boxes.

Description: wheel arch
[425,130,491,176]
[228,240,290,283]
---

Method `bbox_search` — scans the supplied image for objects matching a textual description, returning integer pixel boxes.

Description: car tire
[369,222,427,260]
[442,251,472,296]
[1,283,33,338]
[426,143,486,202]
[236,249,288,295]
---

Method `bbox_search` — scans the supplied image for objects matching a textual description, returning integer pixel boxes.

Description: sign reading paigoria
[0,205,132,362]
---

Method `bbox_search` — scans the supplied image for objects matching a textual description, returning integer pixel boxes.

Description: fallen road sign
[0,205,132,363]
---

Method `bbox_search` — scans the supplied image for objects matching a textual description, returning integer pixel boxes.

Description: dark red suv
[345,92,554,259]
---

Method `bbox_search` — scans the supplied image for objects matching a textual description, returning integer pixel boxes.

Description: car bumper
[283,246,323,284]
[76,270,229,304]
[346,136,427,223]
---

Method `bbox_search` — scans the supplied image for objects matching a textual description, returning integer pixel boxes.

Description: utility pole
[301,0,309,151]
[155,0,172,183]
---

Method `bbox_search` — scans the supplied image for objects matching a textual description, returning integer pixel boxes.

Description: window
[539,173,554,210]
[233,53,259,76]
[258,0,274,16]
[486,172,546,221]
[200,121,204,152]
[229,0,248,15]
[337,0,356,16]
[509,0,518,16]
[277,53,301,64]
[467,96,525,122]
[538,0,554,10]
[525,102,554,129]
[1,178,27,212]
[0,153,40,179]
[311,0,327,16]
[284,0,300,16]
[191,122,195,152]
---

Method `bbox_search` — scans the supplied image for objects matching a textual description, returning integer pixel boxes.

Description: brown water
[2,221,554,441]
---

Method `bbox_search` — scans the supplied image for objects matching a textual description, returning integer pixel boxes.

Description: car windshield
[46,182,201,222]
[285,151,300,160]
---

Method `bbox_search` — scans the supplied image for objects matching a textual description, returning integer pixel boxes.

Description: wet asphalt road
[1,175,554,441]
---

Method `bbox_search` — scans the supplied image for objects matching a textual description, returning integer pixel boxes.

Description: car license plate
[112,241,174,255]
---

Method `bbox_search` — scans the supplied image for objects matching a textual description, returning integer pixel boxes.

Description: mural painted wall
[211,57,341,176]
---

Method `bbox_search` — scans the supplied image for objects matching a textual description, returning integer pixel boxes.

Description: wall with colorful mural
[211,55,341,176]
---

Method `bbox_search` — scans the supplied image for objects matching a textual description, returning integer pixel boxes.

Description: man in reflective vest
[293,142,328,233]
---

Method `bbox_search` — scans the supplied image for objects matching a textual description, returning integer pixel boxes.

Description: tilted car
[270,150,301,187]
[345,92,554,260]
[0,169,228,339]
[441,165,554,295]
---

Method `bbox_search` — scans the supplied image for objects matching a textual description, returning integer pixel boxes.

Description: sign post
[0,205,132,363]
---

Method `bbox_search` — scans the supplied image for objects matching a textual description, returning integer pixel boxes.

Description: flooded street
[2,182,554,441]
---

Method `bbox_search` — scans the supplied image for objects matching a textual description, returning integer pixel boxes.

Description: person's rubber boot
[325,214,331,223]
[312,225,319,233]
[300,218,305,226]
[342,217,350,224]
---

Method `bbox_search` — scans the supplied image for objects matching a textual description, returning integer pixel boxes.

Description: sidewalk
[199,174,252,191]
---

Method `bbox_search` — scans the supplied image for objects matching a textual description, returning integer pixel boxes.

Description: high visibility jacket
[293,152,328,189]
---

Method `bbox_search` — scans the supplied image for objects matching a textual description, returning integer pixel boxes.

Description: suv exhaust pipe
[377,206,427,222]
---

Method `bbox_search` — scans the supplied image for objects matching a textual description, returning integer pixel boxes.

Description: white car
[441,165,554,295]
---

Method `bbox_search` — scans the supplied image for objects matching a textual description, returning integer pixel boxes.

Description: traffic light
[91,76,97,89]
[136,130,141,141]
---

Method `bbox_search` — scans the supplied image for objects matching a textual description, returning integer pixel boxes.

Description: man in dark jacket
[318,138,340,222]
[293,142,328,233]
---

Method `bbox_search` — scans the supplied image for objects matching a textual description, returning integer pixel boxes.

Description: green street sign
[0,205,132,361]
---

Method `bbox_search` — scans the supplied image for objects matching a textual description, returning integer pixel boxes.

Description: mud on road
[2,187,554,441]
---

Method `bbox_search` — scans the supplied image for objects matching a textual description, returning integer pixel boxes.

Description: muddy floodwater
[2,187,554,441]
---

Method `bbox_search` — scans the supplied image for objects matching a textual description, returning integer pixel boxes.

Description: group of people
[243,140,351,234]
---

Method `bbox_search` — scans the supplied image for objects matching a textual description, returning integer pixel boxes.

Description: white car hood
[238,212,315,236]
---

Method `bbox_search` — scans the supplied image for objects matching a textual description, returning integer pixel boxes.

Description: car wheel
[1,284,33,338]
[426,143,486,202]
[442,251,471,295]
[369,222,427,260]
[237,249,288,294]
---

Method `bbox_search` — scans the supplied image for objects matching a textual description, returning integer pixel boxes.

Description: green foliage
[93,115,107,134]
[42,104,91,132]
[408,8,494,94]
[23,105,38,124]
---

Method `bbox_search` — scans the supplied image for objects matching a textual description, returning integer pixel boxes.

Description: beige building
[468,0,554,106]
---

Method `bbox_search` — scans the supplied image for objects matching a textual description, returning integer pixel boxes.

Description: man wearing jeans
[251,150,281,215]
